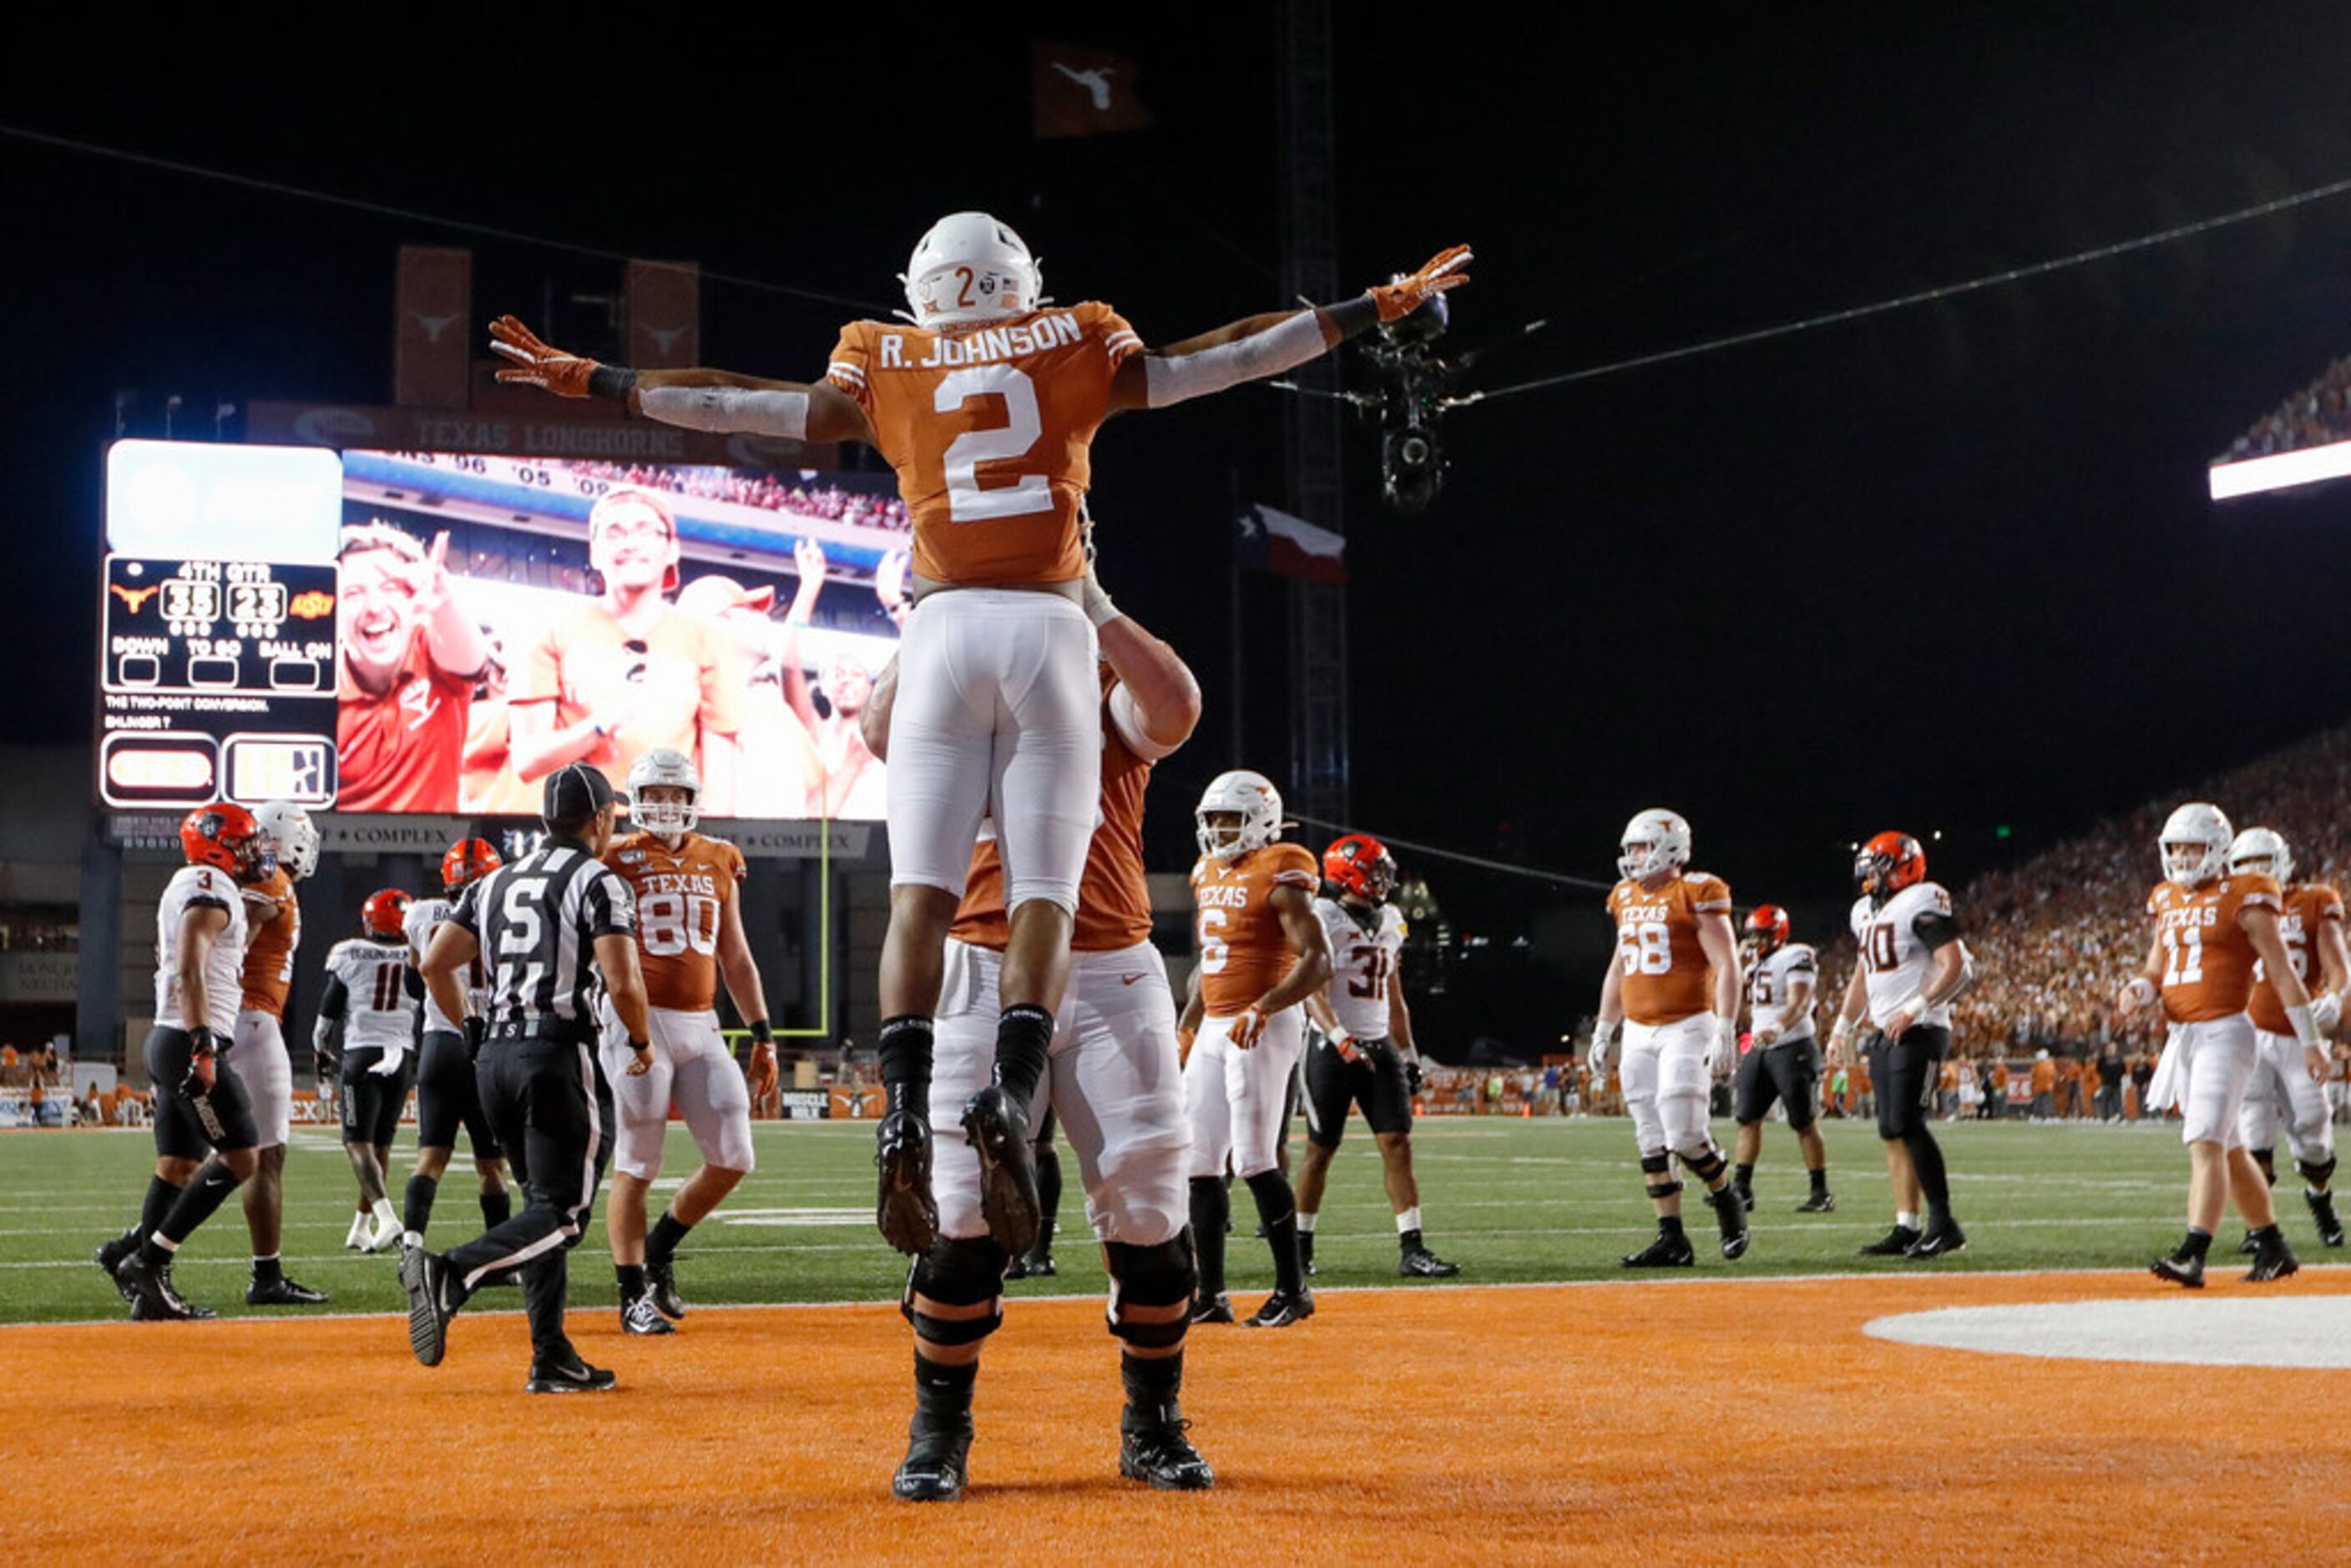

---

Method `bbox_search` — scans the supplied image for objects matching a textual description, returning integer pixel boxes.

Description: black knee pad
[1638,1152,1672,1176]
[1646,1180,1683,1201]
[903,1235,1008,1346]
[1679,1146,1726,1183]
[2252,1147,2278,1185]
[2298,1155,2337,1189]
[1105,1235,1197,1348]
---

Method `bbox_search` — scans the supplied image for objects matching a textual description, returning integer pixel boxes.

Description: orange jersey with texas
[825,302,1142,585]
[603,832,745,1014]
[2148,873,2282,1024]
[1607,872,1732,1025]
[1191,843,1320,1017]
[2249,882,2343,1034]
[239,868,301,1019]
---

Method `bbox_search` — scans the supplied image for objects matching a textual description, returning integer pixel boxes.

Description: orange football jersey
[2146,873,2283,1024]
[1606,872,1732,1026]
[238,868,301,1019]
[1191,842,1321,1017]
[603,832,746,1014]
[2248,881,2343,1034]
[825,302,1144,585]
[952,672,1154,953]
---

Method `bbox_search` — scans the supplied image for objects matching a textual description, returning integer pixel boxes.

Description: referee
[404,762,654,1392]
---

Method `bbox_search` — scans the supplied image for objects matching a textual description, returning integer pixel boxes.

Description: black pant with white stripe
[443,1035,614,1368]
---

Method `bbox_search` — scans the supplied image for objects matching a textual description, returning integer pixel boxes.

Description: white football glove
[2312,991,2341,1035]
[1588,1019,1620,1079]
[1708,1017,1737,1074]
[2118,976,2158,1015]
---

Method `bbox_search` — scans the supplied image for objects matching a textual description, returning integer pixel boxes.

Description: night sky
[10,7,2351,991]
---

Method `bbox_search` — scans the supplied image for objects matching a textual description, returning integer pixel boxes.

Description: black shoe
[400,1247,456,1366]
[1795,1190,1837,1213]
[1709,1186,1751,1260]
[1620,1230,1696,1268]
[2245,1232,2300,1283]
[644,1255,685,1321]
[115,1251,213,1321]
[1120,1404,1215,1490]
[892,1415,973,1502]
[1858,1225,1923,1257]
[1298,1232,1317,1277]
[874,1110,939,1257]
[1733,1184,1755,1214]
[2307,1189,2344,1248]
[1190,1292,1235,1325]
[526,1358,617,1393]
[621,1290,676,1335]
[2150,1251,2206,1289]
[2237,1228,2261,1256]
[958,1085,1041,1258]
[1004,1252,1055,1281]
[245,1274,329,1306]
[1244,1287,1315,1328]
[95,1236,138,1305]
[1906,1217,1967,1260]
[1398,1245,1460,1278]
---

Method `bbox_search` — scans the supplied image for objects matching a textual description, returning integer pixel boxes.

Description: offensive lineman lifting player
[488,220,1471,1267]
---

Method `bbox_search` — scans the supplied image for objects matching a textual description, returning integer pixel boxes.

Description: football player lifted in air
[2121,805,2324,1286]
[96,805,276,1320]
[320,889,422,1256]
[1827,832,1973,1261]
[1590,810,1750,1267]
[860,546,1211,1500]
[1180,771,1334,1327]
[598,748,778,1336]
[399,839,514,1251]
[1732,905,1834,1215]
[230,800,331,1305]
[489,220,1470,1267]
[2226,827,2344,1250]
[1297,833,1460,1280]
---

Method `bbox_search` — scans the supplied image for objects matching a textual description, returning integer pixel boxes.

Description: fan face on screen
[99,440,912,820]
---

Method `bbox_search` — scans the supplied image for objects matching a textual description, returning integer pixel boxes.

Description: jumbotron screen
[99,440,909,818]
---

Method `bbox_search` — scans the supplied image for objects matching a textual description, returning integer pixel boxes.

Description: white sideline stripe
[8,1264,2347,1332]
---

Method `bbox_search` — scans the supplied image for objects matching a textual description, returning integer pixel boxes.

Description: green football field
[0,1113,2313,1326]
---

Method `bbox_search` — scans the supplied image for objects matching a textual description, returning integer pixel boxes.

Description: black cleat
[1120,1404,1215,1490]
[400,1247,456,1366]
[1621,1230,1696,1268]
[526,1358,617,1393]
[1004,1253,1055,1281]
[115,1251,213,1321]
[621,1290,675,1335]
[1709,1186,1751,1260]
[2237,1228,2261,1256]
[959,1085,1041,1258]
[1244,1287,1315,1328]
[1190,1292,1235,1325]
[892,1415,973,1502]
[1298,1232,1317,1277]
[874,1110,939,1257]
[2307,1189,2344,1248]
[1398,1244,1460,1278]
[1733,1183,1755,1214]
[644,1255,685,1321]
[1905,1217,1967,1260]
[94,1235,138,1305]
[1794,1190,1838,1213]
[1858,1225,1924,1257]
[2150,1251,2206,1289]
[245,1274,329,1306]
[2245,1232,2300,1283]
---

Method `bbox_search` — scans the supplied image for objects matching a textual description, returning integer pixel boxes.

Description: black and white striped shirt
[451,837,635,1032]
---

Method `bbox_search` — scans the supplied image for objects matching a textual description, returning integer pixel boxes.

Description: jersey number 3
[938,366,1050,523]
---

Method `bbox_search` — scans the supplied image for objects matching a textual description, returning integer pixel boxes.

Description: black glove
[182,1026,222,1099]
[1405,1058,1424,1097]
[464,1016,488,1062]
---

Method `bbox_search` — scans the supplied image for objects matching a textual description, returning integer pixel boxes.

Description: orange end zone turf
[8,1270,2346,1563]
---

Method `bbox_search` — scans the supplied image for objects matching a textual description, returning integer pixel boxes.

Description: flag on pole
[1236,503,1346,584]
[1033,41,1152,138]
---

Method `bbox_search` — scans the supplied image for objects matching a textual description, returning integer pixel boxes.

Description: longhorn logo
[110,582,160,614]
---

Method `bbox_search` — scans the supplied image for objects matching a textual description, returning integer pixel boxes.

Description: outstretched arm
[486,316,876,444]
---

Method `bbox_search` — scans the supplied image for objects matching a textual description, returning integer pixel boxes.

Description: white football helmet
[899,212,1044,331]
[2228,825,2293,886]
[1196,770,1285,862]
[1618,808,1691,883]
[2159,802,2233,889]
[251,800,320,882]
[628,747,700,837]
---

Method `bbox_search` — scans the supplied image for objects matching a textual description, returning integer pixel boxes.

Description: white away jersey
[1849,882,1960,1032]
[324,937,421,1051]
[154,864,253,1034]
[1747,943,1818,1041]
[1318,898,1407,1041]
[402,895,487,1034]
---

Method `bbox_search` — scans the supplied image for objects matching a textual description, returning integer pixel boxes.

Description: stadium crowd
[2216,351,2351,462]
[571,461,912,532]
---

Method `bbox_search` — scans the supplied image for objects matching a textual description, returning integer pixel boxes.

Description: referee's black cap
[544,762,627,825]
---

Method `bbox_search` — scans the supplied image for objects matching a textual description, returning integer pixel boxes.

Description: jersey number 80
[640,891,720,959]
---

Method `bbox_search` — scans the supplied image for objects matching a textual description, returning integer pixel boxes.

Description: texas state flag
[1235,503,1347,584]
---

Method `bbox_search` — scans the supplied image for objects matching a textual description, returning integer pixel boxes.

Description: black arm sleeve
[317,975,350,1022]
[1911,911,1964,952]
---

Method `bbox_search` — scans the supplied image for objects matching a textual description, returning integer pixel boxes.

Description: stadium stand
[2217,352,2351,461]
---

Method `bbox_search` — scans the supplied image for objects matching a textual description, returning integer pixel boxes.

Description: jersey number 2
[937,366,1051,522]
